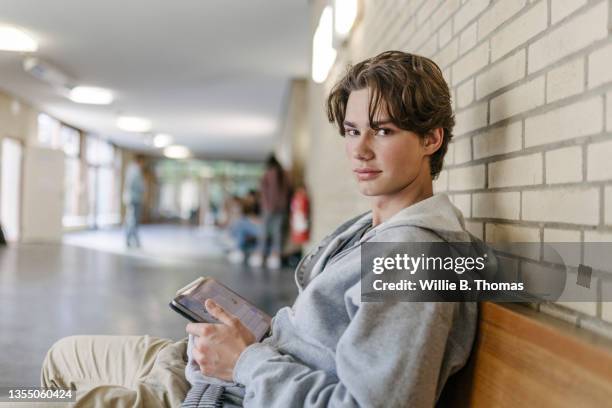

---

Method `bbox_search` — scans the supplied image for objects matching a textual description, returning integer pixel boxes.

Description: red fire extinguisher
[290,187,310,244]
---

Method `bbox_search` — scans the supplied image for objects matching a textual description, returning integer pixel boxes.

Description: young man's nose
[352,132,375,161]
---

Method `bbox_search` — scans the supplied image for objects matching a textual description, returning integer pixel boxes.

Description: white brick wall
[448,164,485,190]
[545,146,583,184]
[528,1,608,73]
[546,58,584,102]
[525,97,603,147]
[490,0,547,62]
[310,0,612,341]
[476,50,526,99]
[473,191,520,219]
[452,41,489,85]
[588,43,612,89]
[454,102,487,135]
[522,187,599,225]
[551,0,587,25]
[488,153,543,187]
[587,140,612,181]
[478,0,526,41]
[606,186,612,226]
[473,121,522,159]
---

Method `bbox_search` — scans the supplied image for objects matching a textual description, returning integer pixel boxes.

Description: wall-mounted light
[153,133,173,148]
[312,6,337,84]
[116,116,152,133]
[163,145,191,159]
[0,25,38,52]
[334,0,359,38]
[69,86,113,105]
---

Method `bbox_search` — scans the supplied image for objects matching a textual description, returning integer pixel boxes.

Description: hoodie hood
[354,193,473,244]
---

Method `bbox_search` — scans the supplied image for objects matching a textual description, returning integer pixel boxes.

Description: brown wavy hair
[326,50,455,179]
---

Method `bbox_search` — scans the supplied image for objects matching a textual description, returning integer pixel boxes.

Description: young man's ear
[423,128,444,155]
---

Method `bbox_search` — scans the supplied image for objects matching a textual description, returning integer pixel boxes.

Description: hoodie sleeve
[233,300,469,408]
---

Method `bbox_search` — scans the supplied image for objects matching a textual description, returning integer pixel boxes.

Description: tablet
[170,277,272,341]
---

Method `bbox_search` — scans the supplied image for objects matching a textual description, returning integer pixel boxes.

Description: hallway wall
[306,0,612,337]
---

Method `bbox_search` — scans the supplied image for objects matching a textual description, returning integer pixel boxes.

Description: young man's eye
[345,129,359,137]
[375,128,393,136]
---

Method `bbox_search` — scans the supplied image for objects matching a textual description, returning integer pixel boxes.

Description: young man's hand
[186,299,256,382]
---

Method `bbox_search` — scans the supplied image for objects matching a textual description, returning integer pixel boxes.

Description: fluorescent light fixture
[116,116,152,133]
[0,25,37,52]
[312,6,337,84]
[163,145,191,159]
[69,86,113,105]
[334,0,358,37]
[153,133,173,148]
[197,114,277,136]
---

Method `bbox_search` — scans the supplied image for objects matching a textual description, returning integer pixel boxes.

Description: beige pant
[39,335,190,408]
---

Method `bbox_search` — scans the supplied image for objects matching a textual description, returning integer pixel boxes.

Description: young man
[42,51,477,407]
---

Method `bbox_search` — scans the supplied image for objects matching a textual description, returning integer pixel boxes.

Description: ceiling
[0,0,311,160]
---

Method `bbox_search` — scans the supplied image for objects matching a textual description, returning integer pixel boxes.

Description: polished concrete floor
[0,225,298,388]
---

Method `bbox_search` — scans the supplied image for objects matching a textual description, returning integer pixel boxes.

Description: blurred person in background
[249,155,291,269]
[123,155,145,248]
[227,195,262,264]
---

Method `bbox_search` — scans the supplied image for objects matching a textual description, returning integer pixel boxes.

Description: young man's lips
[354,169,382,180]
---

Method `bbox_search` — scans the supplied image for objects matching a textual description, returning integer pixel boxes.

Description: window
[37,113,61,148]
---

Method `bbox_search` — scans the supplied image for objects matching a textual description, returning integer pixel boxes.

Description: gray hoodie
[186,193,478,407]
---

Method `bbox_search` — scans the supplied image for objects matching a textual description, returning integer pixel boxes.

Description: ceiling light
[69,86,113,105]
[116,116,152,133]
[153,133,173,148]
[334,0,359,37]
[312,6,337,84]
[164,145,191,159]
[0,25,38,52]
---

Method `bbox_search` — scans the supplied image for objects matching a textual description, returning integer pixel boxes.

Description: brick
[584,230,612,272]
[546,57,585,102]
[452,193,471,217]
[551,0,588,24]
[438,19,453,48]
[432,0,461,27]
[476,49,526,99]
[453,137,472,164]
[448,164,486,191]
[539,303,579,325]
[491,0,547,62]
[452,41,489,85]
[416,0,440,25]
[445,141,455,165]
[457,78,474,108]
[587,140,612,181]
[525,97,603,147]
[433,169,449,193]
[604,299,612,323]
[545,146,583,184]
[473,121,522,159]
[588,43,612,89]
[528,1,608,73]
[489,153,543,187]
[454,102,487,136]
[434,38,459,70]
[543,228,581,267]
[490,76,545,123]
[606,186,612,225]
[608,91,612,132]
[459,22,478,55]
[478,0,527,40]
[465,221,483,239]
[522,187,599,225]
[485,223,540,242]
[473,192,521,219]
[418,35,438,58]
[453,0,490,33]
[583,310,612,335]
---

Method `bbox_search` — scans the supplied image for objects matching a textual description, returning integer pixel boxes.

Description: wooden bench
[438,302,612,407]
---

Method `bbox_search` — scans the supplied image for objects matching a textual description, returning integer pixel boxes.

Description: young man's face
[343,88,433,198]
